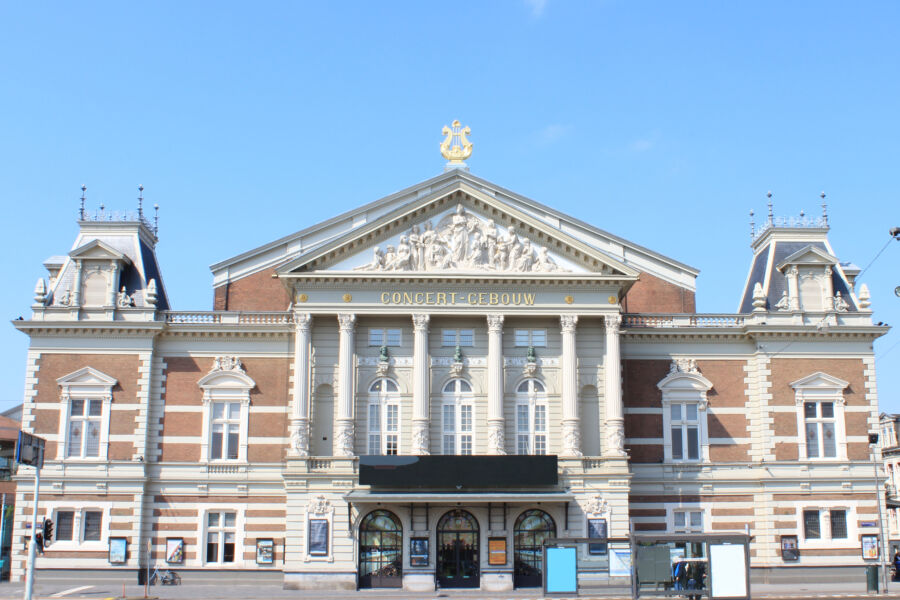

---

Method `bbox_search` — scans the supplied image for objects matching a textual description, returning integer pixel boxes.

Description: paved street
[3,580,900,600]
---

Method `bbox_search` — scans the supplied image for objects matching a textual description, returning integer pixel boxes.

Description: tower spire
[820,191,828,226]
[766,191,774,225]
[138,184,144,219]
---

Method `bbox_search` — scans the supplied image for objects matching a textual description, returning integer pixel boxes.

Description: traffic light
[42,518,53,544]
[34,531,43,554]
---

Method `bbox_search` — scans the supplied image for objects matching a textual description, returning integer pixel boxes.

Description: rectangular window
[368,328,402,347]
[804,402,837,459]
[670,402,700,462]
[206,511,236,563]
[442,403,473,455]
[517,403,547,455]
[830,510,847,539]
[672,509,703,533]
[514,329,547,347]
[67,398,102,458]
[83,511,102,541]
[56,511,74,541]
[803,509,821,539]
[211,402,241,460]
[442,329,474,347]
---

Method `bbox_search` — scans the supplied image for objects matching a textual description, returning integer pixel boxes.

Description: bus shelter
[631,533,751,600]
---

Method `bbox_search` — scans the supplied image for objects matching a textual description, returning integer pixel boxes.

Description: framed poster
[165,537,184,564]
[780,535,799,561]
[862,534,879,560]
[108,537,127,564]
[410,537,429,566]
[488,537,507,566]
[308,519,329,555]
[587,518,608,555]
[256,538,274,564]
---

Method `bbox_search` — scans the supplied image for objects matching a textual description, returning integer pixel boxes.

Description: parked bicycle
[148,567,181,585]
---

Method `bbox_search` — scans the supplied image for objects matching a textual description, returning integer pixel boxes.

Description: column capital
[294,312,312,332]
[412,313,430,332]
[560,314,578,333]
[337,313,357,332]
[604,313,622,333]
[487,313,504,332]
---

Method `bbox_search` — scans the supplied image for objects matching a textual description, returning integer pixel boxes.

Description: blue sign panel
[546,546,577,594]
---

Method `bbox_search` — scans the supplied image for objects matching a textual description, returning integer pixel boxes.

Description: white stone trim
[56,366,116,462]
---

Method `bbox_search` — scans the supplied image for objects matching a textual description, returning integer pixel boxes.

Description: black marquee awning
[358,454,558,489]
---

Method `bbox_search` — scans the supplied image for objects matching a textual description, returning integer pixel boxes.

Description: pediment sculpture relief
[354,204,569,273]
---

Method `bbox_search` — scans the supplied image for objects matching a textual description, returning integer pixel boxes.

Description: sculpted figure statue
[354,246,385,271]
[515,239,535,272]
[116,287,132,308]
[383,245,397,269]
[774,290,790,311]
[408,224,423,270]
[466,231,487,266]
[834,291,849,312]
[536,246,559,272]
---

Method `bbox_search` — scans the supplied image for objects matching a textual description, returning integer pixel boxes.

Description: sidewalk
[2,580,900,600]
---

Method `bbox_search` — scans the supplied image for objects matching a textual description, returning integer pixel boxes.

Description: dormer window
[66,240,132,308]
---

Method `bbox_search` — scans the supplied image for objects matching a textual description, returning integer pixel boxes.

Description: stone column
[411,313,431,455]
[335,313,356,457]
[560,315,582,456]
[487,313,506,454]
[786,266,800,310]
[71,259,83,307]
[289,312,312,457]
[108,261,119,307]
[604,313,626,456]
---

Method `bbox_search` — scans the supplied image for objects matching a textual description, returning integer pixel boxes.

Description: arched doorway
[514,509,556,588]
[358,510,402,588]
[436,509,479,588]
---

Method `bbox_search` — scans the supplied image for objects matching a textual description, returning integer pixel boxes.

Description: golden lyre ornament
[440,120,473,163]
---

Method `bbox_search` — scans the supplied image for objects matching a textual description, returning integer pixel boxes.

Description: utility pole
[871,433,890,593]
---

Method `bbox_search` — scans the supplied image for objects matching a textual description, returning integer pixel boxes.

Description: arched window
[515,379,547,455]
[442,379,474,455]
[514,509,556,587]
[368,378,400,455]
[359,510,402,588]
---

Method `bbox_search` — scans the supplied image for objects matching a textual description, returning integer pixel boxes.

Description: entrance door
[359,510,402,588]
[514,509,556,588]
[436,510,479,588]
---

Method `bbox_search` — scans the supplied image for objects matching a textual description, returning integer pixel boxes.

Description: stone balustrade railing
[623,314,745,328]
[166,311,294,325]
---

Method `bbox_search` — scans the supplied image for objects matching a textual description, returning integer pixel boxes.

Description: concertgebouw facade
[11,127,889,590]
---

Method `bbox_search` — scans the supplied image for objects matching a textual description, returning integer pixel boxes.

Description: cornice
[280,272,635,286]
[13,320,165,337]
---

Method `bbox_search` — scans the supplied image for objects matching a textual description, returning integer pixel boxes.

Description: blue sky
[1,1,898,413]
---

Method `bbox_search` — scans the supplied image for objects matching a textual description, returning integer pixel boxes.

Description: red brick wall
[770,358,869,460]
[160,356,290,463]
[31,353,140,460]
[623,271,696,314]
[213,267,291,311]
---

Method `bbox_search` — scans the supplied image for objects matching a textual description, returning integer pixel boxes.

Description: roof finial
[749,209,755,238]
[440,120,473,172]
[766,191,773,224]
[79,184,87,220]
[153,203,159,236]
[137,184,144,219]
[820,191,828,225]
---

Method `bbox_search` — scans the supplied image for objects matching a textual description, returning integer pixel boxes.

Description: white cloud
[525,0,547,17]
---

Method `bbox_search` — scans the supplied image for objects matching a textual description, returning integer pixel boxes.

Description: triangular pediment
[57,366,118,388]
[790,371,849,391]
[69,239,131,263]
[276,182,639,278]
[776,245,838,271]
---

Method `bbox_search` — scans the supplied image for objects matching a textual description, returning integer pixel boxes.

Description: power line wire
[857,236,897,280]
